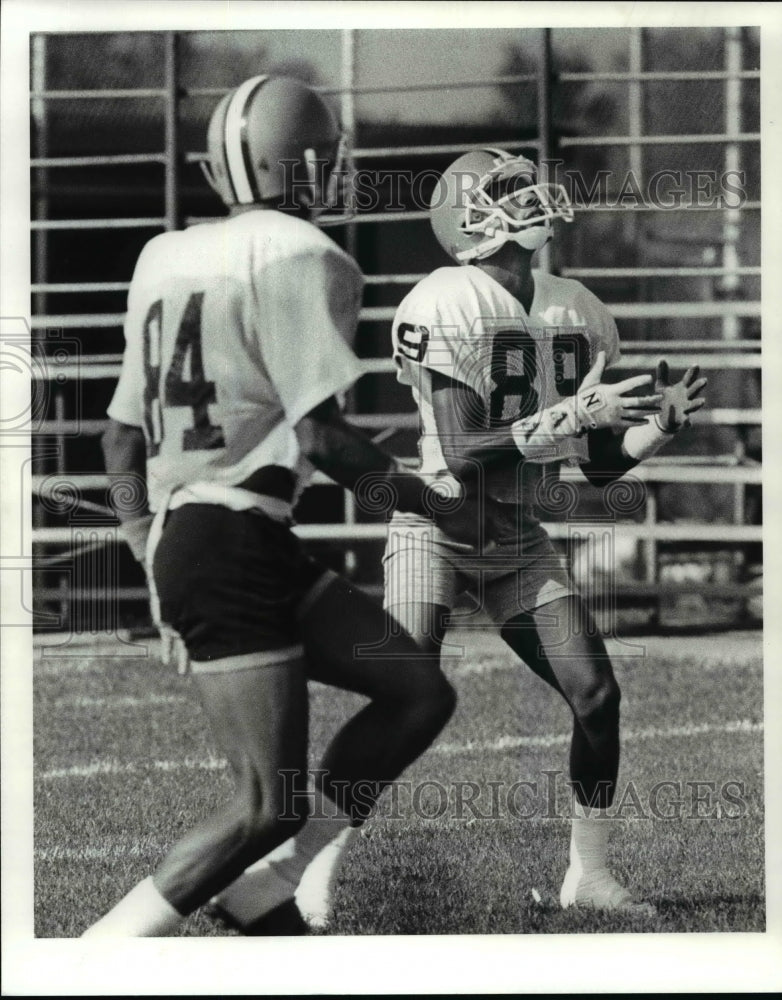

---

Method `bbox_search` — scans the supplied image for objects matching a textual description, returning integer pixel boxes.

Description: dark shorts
[152,504,329,663]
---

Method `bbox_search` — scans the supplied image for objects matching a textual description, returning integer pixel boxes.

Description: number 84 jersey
[108,211,364,512]
[392,265,621,477]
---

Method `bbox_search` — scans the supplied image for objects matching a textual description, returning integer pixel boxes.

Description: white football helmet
[202,75,351,223]
[430,148,573,262]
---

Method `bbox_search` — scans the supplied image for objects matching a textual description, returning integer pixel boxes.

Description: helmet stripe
[238,77,268,203]
[218,100,238,204]
[224,75,268,204]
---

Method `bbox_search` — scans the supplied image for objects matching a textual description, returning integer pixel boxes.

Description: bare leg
[501,596,619,809]
[83,657,309,935]
[212,589,455,931]
[501,597,653,915]
[301,580,455,819]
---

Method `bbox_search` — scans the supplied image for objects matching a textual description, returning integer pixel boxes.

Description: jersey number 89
[489,328,591,426]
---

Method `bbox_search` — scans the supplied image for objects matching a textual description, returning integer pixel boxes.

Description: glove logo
[582,390,604,411]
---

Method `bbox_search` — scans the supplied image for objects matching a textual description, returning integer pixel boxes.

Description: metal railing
[29,26,761,628]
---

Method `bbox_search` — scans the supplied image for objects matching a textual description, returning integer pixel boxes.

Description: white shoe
[560,866,657,918]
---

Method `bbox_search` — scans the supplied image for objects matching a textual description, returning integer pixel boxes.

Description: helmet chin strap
[513,223,552,252]
[456,221,552,261]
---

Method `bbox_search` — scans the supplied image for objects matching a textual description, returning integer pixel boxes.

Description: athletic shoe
[560,866,657,918]
[205,897,308,936]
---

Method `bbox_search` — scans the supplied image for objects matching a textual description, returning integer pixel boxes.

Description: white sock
[213,787,353,926]
[568,798,611,875]
[295,825,358,929]
[81,876,183,937]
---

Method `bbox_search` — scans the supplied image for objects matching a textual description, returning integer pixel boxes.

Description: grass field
[33,628,764,937]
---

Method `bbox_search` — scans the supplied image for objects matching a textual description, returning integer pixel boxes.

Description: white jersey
[392,266,621,500]
[108,210,364,512]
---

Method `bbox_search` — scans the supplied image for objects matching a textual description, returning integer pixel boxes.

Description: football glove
[622,359,707,461]
[653,359,708,433]
[511,350,662,457]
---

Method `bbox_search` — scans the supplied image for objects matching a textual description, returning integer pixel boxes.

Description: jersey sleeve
[106,247,152,427]
[392,274,485,395]
[580,284,621,368]
[254,248,365,426]
[600,307,621,368]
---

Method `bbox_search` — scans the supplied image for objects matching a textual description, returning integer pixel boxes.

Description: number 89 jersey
[108,211,364,511]
[392,265,621,483]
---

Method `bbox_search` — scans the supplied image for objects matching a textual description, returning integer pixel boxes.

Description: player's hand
[159,622,190,676]
[143,558,190,675]
[119,513,154,564]
[424,476,493,549]
[653,358,708,433]
[573,350,663,432]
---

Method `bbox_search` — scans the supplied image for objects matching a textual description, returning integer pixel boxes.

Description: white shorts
[383,511,577,627]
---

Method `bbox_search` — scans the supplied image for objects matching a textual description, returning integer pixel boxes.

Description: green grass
[33,630,764,936]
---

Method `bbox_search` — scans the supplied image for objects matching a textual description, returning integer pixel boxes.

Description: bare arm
[295,397,398,492]
[429,372,646,491]
[296,396,444,514]
[583,361,708,485]
[430,373,644,488]
[295,396,490,544]
[580,428,640,487]
[429,370,515,482]
[101,420,149,522]
[430,353,661,482]
[101,419,153,564]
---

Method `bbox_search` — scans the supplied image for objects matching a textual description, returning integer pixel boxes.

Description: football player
[379,148,707,916]
[83,77,490,937]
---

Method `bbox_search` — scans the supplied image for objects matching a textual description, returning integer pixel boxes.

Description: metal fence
[29,27,761,630]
